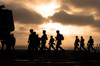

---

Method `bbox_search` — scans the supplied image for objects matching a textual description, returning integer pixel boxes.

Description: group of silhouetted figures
[74,36,96,52]
[28,29,65,51]
[0,33,16,50]
[0,29,97,53]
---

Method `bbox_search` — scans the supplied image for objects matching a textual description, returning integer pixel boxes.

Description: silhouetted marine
[48,36,55,51]
[28,29,34,50]
[79,36,87,51]
[87,36,96,52]
[40,30,48,50]
[55,30,64,51]
[74,36,80,52]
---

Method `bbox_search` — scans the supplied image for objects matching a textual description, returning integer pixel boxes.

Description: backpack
[61,34,64,40]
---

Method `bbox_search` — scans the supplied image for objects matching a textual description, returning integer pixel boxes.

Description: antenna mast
[0,0,5,9]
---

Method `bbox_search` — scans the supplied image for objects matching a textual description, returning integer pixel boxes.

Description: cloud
[3,0,45,24]
[58,0,100,19]
[91,20,100,31]
[1,0,100,30]
[49,0,100,32]
[60,0,100,12]
[65,0,100,9]
[26,0,53,5]
[49,10,94,26]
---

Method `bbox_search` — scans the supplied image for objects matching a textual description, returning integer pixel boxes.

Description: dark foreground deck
[0,50,100,66]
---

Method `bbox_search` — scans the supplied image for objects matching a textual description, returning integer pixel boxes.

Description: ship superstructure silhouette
[0,5,15,40]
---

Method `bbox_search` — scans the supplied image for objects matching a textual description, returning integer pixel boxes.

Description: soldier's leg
[50,45,52,50]
[76,45,79,50]
[12,44,15,50]
[74,45,77,52]
[40,45,43,50]
[44,44,48,50]
[59,45,64,50]
[79,45,82,51]
[41,43,45,50]
[88,45,90,52]
[6,43,11,50]
[28,43,31,50]
[43,42,47,50]
[50,45,54,50]
[52,45,55,50]
[91,46,96,52]
[34,45,38,51]
[56,44,59,51]
[48,45,51,50]
[82,46,87,51]
[6,43,9,50]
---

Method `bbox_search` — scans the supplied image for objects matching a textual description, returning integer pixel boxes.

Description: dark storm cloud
[4,1,44,24]
[49,10,94,26]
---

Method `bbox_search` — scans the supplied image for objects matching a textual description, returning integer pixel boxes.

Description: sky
[0,0,100,49]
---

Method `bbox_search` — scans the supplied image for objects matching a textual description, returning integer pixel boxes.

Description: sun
[26,0,60,17]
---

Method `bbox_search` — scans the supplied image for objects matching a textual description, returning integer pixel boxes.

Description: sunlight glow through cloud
[26,0,60,17]
[39,23,92,35]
